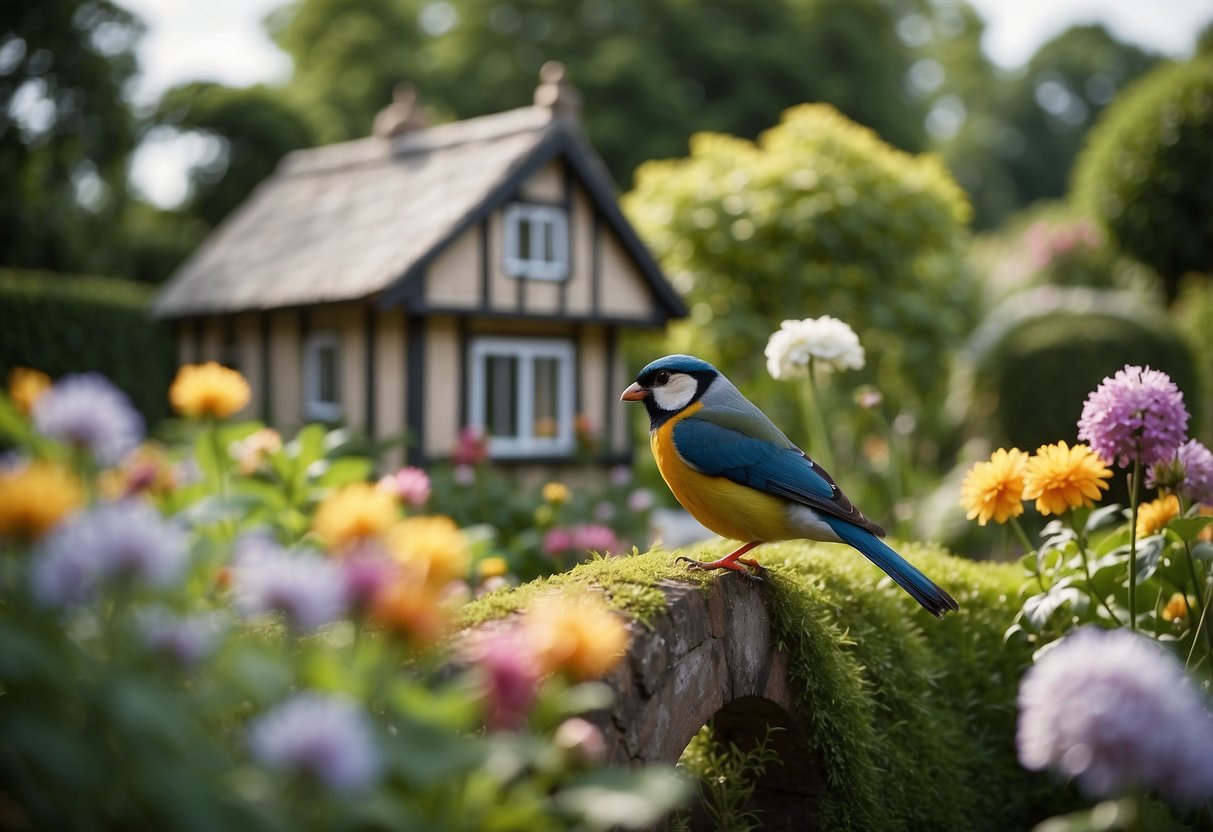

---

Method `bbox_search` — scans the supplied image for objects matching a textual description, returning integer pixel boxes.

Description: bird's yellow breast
[652,402,793,543]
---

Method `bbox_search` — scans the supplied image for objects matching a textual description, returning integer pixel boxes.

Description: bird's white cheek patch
[652,373,698,412]
[786,504,843,543]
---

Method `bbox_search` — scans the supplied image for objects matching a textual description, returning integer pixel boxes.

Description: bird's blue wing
[672,414,884,535]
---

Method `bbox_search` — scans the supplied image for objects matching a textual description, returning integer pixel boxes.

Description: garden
[4,2,1213,830]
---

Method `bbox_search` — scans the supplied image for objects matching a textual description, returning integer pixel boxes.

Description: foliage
[267,0,927,188]
[965,306,1200,457]
[1174,274,1213,440]
[674,724,782,832]
[0,0,142,274]
[1072,56,1213,297]
[0,270,174,424]
[0,371,685,831]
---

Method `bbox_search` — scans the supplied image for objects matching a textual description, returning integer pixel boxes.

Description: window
[304,331,342,423]
[469,337,575,457]
[503,203,569,281]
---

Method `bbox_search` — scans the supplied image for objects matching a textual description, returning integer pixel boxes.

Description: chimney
[373,83,429,139]
[533,61,581,122]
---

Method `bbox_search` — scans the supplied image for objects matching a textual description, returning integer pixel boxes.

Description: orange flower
[524,593,630,681]
[8,367,51,415]
[386,515,470,587]
[1022,441,1113,516]
[169,362,251,419]
[0,461,85,540]
[960,448,1029,526]
[542,482,570,505]
[312,483,399,551]
[370,581,449,647]
[1162,592,1192,627]
[1136,494,1180,539]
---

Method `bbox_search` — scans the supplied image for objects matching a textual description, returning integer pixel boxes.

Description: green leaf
[1191,542,1213,562]
[312,456,373,488]
[1085,503,1124,533]
[1167,515,1213,543]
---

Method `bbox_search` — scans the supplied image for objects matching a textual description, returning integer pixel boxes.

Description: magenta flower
[453,425,489,466]
[230,536,346,633]
[466,626,541,730]
[32,373,144,466]
[1017,627,1213,806]
[1077,365,1189,468]
[376,466,432,507]
[248,693,381,793]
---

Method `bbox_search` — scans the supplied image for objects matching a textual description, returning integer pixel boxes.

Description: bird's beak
[620,382,648,402]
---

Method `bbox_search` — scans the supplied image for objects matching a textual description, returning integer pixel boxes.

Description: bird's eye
[654,371,670,386]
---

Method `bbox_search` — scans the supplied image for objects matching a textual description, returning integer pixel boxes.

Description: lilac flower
[230,537,346,633]
[1077,365,1189,469]
[31,501,189,606]
[134,606,226,669]
[376,466,431,507]
[32,373,144,466]
[1148,439,1213,507]
[248,693,381,793]
[1017,627,1213,806]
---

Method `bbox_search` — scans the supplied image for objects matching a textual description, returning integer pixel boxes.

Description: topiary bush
[972,308,1200,455]
[0,270,174,424]
[1072,57,1213,298]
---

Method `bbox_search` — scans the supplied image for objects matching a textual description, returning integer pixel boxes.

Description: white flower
[248,693,381,793]
[764,316,865,380]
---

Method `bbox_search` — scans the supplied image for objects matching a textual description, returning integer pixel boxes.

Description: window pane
[533,356,559,438]
[485,355,518,438]
[541,220,556,263]
[517,217,532,260]
[318,345,338,403]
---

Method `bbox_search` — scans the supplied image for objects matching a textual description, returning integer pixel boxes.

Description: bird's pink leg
[677,541,763,574]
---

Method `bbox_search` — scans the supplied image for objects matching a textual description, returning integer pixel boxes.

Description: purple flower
[248,693,381,793]
[135,606,226,669]
[376,466,431,507]
[1078,365,1189,469]
[32,373,144,466]
[1017,627,1213,806]
[31,501,189,606]
[339,550,400,612]
[231,537,346,633]
[1150,439,1213,507]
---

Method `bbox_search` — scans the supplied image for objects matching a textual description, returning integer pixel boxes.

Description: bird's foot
[676,554,765,581]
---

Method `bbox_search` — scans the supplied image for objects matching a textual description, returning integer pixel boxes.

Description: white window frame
[502,202,569,281]
[468,336,575,458]
[303,330,343,423]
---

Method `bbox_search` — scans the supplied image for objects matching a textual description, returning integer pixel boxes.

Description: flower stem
[1127,459,1142,633]
[798,362,835,473]
[1177,494,1213,669]
[1070,514,1123,626]
[1009,517,1047,592]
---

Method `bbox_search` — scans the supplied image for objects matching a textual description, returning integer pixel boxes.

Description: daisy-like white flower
[764,316,865,380]
[248,693,381,793]
[31,501,189,606]
[1078,365,1189,469]
[1017,627,1213,806]
[230,537,346,633]
[32,373,144,466]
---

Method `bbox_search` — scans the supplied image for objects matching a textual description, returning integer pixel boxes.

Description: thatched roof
[151,102,684,321]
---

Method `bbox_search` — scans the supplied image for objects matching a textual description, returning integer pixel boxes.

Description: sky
[117,0,1212,207]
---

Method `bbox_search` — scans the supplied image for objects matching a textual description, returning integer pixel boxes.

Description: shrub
[1072,57,1213,297]
[0,270,174,424]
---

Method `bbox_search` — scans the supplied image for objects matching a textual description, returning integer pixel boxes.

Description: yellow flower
[1136,494,1180,539]
[1162,592,1192,626]
[312,483,399,550]
[543,482,570,505]
[169,362,251,419]
[525,593,630,681]
[1022,441,1113,516]
[0,461,85,540]
[960,448,1029,526]
[387,515,470,587]
[8,367,51,415]
[371,580,450,648]
[477,556,509,579]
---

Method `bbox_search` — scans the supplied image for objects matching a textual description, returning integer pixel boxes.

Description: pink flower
[376,466,431,507]
[453,426,489,466]
[573,524,622,555]
[466,626,541,730]
[627,488,654,513]
[543,528,574,558]
[454,464,475,487]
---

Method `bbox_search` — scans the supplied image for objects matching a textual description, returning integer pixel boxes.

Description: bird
[620,354,958,618]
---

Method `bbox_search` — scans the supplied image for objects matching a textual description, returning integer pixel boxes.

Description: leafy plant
[675,724,783,832]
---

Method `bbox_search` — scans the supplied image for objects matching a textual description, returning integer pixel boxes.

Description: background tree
[0,0,142,273]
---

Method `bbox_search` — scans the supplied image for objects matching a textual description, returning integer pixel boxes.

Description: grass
[459,538,1077,829]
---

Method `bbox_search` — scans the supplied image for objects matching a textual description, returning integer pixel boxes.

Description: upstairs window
[468,337,574,458]
[503,203,569,281]
[303,331,342,423]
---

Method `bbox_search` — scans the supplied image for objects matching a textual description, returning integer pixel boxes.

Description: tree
[1072,56,1213,298]
[0,0,143,273]
[267,0,928,187]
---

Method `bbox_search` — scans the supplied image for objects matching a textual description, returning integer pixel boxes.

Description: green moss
[462,539,1075,827]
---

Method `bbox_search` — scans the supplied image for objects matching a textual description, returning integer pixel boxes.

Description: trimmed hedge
[0,270,174,424]
[461,542,1075,829]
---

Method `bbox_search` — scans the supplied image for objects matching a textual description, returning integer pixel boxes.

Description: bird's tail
[826,519,959,618]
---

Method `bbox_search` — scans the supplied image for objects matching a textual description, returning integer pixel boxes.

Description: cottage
[152,64,686,470]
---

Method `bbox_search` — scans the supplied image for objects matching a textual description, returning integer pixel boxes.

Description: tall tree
[0,0,142,272]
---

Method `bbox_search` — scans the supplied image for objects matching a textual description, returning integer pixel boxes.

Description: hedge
[0,270,174,424]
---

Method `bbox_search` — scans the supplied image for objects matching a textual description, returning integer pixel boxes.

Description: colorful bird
[621,354,958,618]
